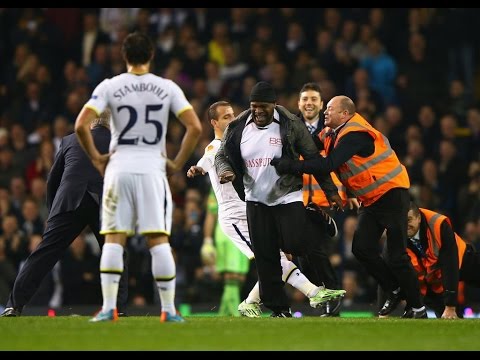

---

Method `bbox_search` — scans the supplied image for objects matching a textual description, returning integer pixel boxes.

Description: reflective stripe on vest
[329,114,409,206]
[302,147,347,207]
[408,208,467,295]
[302,177,347,207]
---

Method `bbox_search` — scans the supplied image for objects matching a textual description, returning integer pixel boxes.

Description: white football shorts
[100,172,172,235]
[218,216,254,259]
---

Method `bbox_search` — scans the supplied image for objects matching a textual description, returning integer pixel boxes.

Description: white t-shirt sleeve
[169,80,193,117]
[84,79,109,116]
[196,140,219,173]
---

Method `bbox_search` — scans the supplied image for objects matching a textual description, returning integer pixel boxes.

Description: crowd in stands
[0,8,479,311]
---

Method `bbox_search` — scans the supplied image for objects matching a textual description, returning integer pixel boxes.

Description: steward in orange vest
[317,114,409,206]
[406,202,479,319]
[272,95,425,318]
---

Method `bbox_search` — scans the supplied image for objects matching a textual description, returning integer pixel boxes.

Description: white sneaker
[238,300,262,318]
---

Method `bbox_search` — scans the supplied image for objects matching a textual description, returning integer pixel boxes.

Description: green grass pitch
[1,316,480,351]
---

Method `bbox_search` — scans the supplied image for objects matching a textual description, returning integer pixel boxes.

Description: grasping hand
[165,157,181,177]
[270,157,299,175]
[328,194,344,212]
[346,198,360,211]
[187,166,206,178]
[219,171,235,184]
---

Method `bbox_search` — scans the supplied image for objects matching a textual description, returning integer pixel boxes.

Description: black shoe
[320,298,342,317]
[401,307,427,319]
[378,292,402,317]
[270,310,292,318]
[117,312,128,317]
[0,307,21,317]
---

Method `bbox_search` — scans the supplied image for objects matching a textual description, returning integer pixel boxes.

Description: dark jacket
[46,126,110,219]
[214,105,338,201]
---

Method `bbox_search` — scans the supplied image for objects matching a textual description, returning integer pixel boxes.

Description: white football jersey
[85,73,192,174]
[240,111,302,205]
[197,139,246,221]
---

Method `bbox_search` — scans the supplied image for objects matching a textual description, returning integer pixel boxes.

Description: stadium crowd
[0,8,479,312]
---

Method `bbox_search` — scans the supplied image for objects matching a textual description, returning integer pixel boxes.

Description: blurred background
[0,8,479,316]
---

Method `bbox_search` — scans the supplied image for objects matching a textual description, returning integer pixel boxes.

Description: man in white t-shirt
[215,83,346,317]
[188,101,345,317]
[75,32,202,322]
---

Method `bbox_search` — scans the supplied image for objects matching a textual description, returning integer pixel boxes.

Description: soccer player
[202,187,250,316]
[75,32,202,322]
[187,101,345,317]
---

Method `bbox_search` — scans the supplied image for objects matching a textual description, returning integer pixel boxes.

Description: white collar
[333,121,347,134]
[306,119,320,129]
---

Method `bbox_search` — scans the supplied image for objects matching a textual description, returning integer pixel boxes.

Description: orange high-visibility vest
[407,208,467,296]
[319,113,409,207]
[302,150,347,207]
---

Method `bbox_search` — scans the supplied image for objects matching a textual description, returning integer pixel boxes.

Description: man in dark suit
[0,110,128,317]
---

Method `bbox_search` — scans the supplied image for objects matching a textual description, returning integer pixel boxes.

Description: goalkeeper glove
[201,237,216,265]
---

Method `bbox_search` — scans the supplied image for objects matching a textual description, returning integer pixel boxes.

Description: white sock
[100,243,124,312]
[245,282,261,304]
[286,268,319,298]
[280,254,318,298]
[150,243,177,315]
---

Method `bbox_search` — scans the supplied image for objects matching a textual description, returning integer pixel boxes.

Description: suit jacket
[46,126,110,219]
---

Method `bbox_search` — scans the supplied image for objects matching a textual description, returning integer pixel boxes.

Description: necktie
[327,130,336,152]
[410,237,426,257]
[307,124,315,134]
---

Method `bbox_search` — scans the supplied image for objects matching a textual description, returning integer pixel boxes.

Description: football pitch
[1,316,480,351]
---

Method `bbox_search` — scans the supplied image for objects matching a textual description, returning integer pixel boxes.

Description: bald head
[324,95,356,128]
[333,96,356,115]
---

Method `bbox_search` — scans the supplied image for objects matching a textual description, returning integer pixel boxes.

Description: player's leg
[91,172,133,322]
[219,218,261,316]
[138,174,183,322]
[215,223,249,316]
[88,193,129,315]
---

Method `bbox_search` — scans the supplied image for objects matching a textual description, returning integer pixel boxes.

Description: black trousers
[460,245,480,285]
[246,201,308,313]
[297,212,339,289]
[352,188,422,308]
[7,193,128,312]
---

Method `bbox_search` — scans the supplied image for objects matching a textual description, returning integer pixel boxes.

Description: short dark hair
[299,82,321,95]
[91,108,111,129]
[122,32,154,66]
[409,201,420,216]
[208,101,231,121]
